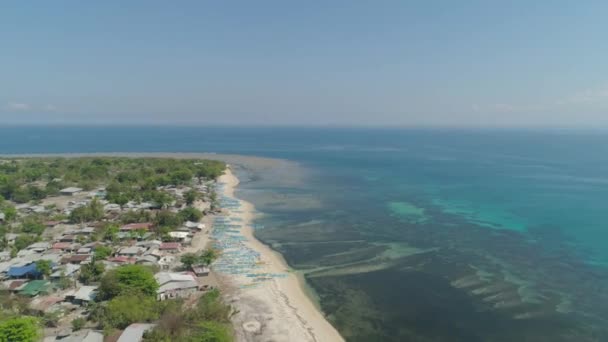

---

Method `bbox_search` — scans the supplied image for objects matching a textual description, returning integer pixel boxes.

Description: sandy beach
[216,167,344,342]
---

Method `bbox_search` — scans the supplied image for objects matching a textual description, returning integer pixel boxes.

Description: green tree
[44,181,62,196]
[42,311,61,328]
[12,188,32,204]
[95,294,159,329]
[209,191,219,212]
[71,318,85,331]
[180,249,217,269]
[197,321,233,342]
[178,207,203,223]
[13,235,38,251]
[180,253,199,269]
[35,260,52,278]
[142,289,233,342]
[94,245,113,260]
[21,218,45,235]
[69,198,104,223]
[2,206,17,222]
[102,224,120,242]
[184,190,198,206]
[120,210,152,224]
[200,249,218,266]
[0,316,40,342]
[115,194,129,209]
[98,265,158,300]
[57,271,73,290]
[152,192,173,209]
[25,185,46,201]
[79,261,105,285]
[169,169,193,185]
[154,211,183,230]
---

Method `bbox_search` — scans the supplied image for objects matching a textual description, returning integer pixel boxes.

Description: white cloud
[44,104,57,111]
[475,84,608,114]
[3,102,59,112]
[556,86,608,105]
[6,102,31,111]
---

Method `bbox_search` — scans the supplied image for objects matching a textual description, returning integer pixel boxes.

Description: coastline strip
[215,167,344,342]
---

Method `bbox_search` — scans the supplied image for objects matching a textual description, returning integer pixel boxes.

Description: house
[59,235,77,243]
[15,203,30,212]
[155,272,199,301]
[145,248,164,259]
[5,233,18,246]
[117,323,156,342]
[168,231,190,242]
[19,280,51,296]
[77,247,93,254]
[106,256,137,265]
[61,254,91,265]
[0,251,10,262]
[29,295,63,313]
[50,263,80,280]
[29,205,47,214]
[60,187,83,196]
[17,249,35,257]
[45,329,103,342]
[7,263,42,279]
[136,240,162,249]
[104,203,121,212]
[191,265,210,277]
[158,255,175,270]
[67,285,97,305]
[159,242,181,253]
[26,242,51,253]
[117,246,145,257]
[184,221,205,231]
[135,255,159,267]
[120,222,153,232]
[75,227,96,235]
[136,202,155,210]
[44,220,61,228]
[2,279,28,293]
[52,242,77,252]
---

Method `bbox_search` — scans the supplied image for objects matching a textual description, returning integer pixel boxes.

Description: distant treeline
[0,157,226,204]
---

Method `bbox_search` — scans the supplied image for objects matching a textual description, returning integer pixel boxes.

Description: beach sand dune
[218,168,343,342]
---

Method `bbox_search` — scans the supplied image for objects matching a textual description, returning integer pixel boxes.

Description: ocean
[2,126,608,341]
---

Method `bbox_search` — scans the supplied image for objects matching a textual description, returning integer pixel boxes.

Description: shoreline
[216,167,343,342]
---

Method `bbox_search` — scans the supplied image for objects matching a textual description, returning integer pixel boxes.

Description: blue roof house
[7,263,43,279]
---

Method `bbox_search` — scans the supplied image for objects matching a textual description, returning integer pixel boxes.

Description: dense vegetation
[0,157,231,341]
[98,265,159,300]
[91,265,233,339]
[143,290,233,342]
[0,157,225,254]
[0,157,225,204]
[180,249,219,269]
[0,316,40,342]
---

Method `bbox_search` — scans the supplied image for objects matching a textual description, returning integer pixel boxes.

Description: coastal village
[0,156,344,342]
[0,157,230,341]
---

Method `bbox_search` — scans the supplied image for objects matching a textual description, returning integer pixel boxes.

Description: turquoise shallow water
[2,126,608,340]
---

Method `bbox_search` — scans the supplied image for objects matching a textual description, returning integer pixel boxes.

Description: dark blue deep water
[2,126,608,341]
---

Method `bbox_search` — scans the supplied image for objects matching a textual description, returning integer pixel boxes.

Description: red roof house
[159,242,181,252]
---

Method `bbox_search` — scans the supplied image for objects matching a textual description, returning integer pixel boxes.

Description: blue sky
[1,1,608,126]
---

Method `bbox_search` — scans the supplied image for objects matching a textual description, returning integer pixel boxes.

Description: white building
[60,187,83,196]
[155,272,199,300]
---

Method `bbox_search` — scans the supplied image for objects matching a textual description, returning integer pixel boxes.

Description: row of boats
[210,184,284,289]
